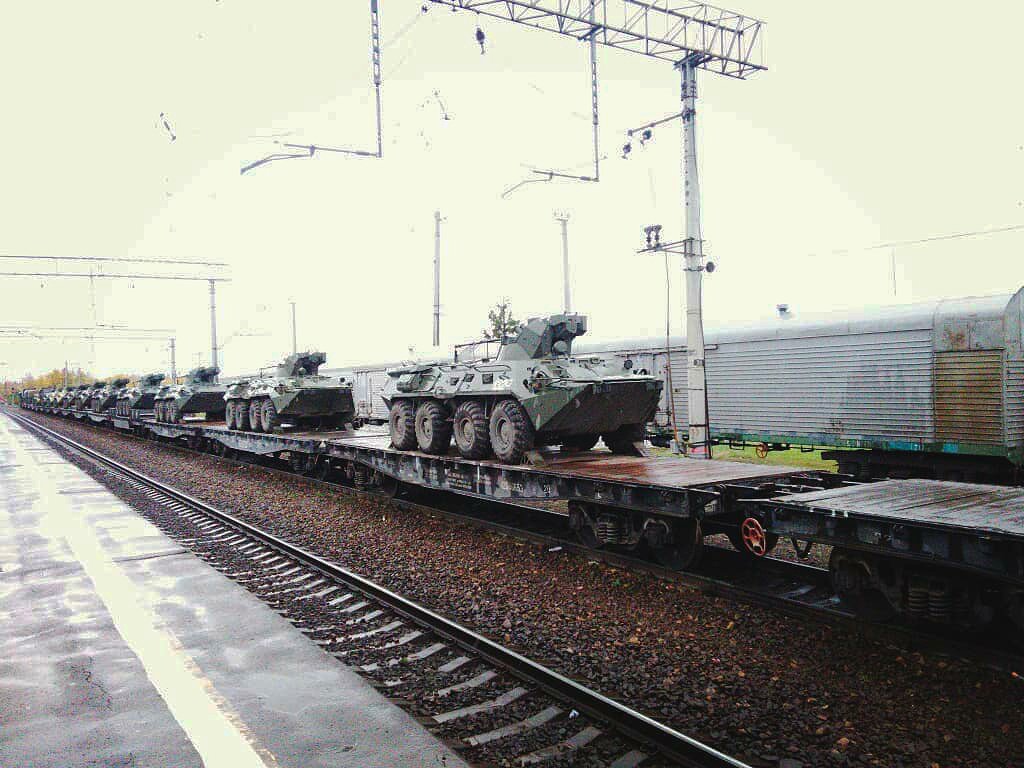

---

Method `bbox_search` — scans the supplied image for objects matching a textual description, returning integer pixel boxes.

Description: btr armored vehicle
[62,385,88,409]
[116,373,165,417]
[224,351,355,432]
[74,382,103,411]
[154,366,225,423]
[382,313,663,464]
[91,378,129,414]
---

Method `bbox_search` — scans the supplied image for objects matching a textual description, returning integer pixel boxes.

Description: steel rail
[8,410,749,768]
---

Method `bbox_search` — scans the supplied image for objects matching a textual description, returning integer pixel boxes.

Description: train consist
[11,304,1024,641]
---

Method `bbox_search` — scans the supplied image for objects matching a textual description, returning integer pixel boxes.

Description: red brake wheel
[740,516,769,556]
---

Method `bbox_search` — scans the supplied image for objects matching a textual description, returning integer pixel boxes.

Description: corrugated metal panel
[684,330,937,442]
[1004,359,1024,449]
[935,351,1003,445]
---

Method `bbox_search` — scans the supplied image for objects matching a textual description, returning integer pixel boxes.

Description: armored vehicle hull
[92,378,129,414]
[117,373,165,417]
[224,352,355,433]
[383,314,662,464]
[154,366,226,423]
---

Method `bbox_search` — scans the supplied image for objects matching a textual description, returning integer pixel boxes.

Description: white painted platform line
[2,418,278,768]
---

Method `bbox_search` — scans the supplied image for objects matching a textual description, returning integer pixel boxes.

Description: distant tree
[484,300,519,340]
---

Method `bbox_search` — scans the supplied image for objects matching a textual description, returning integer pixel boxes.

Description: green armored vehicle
[382,313,663,464]
[91,378,129,413]
[61,385,88,409]
[225,351,355,432]
[154,366,226,423]
[74,382,103,411]
[116,373,165,417]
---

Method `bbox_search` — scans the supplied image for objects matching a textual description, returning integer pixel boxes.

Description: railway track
[11,410,750,768]
[17,407,1024,675]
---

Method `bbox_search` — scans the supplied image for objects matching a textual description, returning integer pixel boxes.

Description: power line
[864,223,1024,251]
[0,254,228,267]
[0,271,230,282]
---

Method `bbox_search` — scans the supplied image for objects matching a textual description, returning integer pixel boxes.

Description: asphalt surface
[0,414,470,768]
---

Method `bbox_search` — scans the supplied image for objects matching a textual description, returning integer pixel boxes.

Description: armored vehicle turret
[382,313,663,464]
[116,372,165,417]
[154,366,226,423]
[19,389,38,409]
[91,378,129,413]
[224,351,355,432]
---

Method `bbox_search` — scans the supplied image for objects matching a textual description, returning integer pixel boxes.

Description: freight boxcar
[576,289,1024,483]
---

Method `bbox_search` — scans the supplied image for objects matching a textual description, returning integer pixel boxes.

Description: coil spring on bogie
[596,514,627,545]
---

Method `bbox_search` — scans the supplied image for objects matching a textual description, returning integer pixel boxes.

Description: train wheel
[653,519,704,570]
[828,548,896,622]
[489,400,534,464]
[415,400,452,454]
[453,400,490,459]
[603,423,645,455]
[728,516,780,558]
[260,399,278,433]
[249,399,264,433]
[388,401,417,450]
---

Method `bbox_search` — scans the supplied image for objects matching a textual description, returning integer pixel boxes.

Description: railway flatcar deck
[767,479,1024,538]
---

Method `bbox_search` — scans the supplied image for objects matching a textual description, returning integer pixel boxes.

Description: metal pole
[680,59,709,459]
[555,213,572,312]
[589,0,600,181]
[64,361,69,389]
[370,0,383,158]
[433,211,441,347]
[290,301,297,354]
[169,338,177,381]
[890,247,897,297]
[208,279,218,372]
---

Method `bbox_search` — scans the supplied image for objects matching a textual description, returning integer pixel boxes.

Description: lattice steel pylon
[433,0,766,458]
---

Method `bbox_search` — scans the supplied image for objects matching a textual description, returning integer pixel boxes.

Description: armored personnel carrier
[74,382,103,411]
[61,385,88,409]
[382,313,663,464]
[91,378,129,413]
[154,366,226,423]
[224,352,355,432]
[117,373,165,417]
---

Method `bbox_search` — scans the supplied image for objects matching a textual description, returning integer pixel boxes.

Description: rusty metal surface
[328,430,800,489]
[934,350,1003,445]
[773,479,1024,537]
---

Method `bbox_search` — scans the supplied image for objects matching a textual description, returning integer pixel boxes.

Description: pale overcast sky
[1,1,1022,380]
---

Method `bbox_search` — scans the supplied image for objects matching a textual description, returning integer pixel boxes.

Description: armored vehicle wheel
[453,400,490,459]
[415,400,452,454]
[489,399,535,464]
[236,401,250,431]
[249,399,264,433]
[388,401,417,450]
[561,434,599,451]
[225,401,236,429]
[260,399,278,433]
[603,423,646,454]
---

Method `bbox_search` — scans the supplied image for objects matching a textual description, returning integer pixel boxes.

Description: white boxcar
[576,289,1024,482]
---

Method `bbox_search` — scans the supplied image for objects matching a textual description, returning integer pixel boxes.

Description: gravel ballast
[16,411,1024,768]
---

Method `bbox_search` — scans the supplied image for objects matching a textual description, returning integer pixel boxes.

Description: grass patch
[650,443,838,472]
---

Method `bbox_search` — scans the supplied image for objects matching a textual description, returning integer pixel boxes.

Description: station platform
[0,415,469,768]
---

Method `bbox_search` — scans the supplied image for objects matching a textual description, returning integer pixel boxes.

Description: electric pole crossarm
[428,0,765,76]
